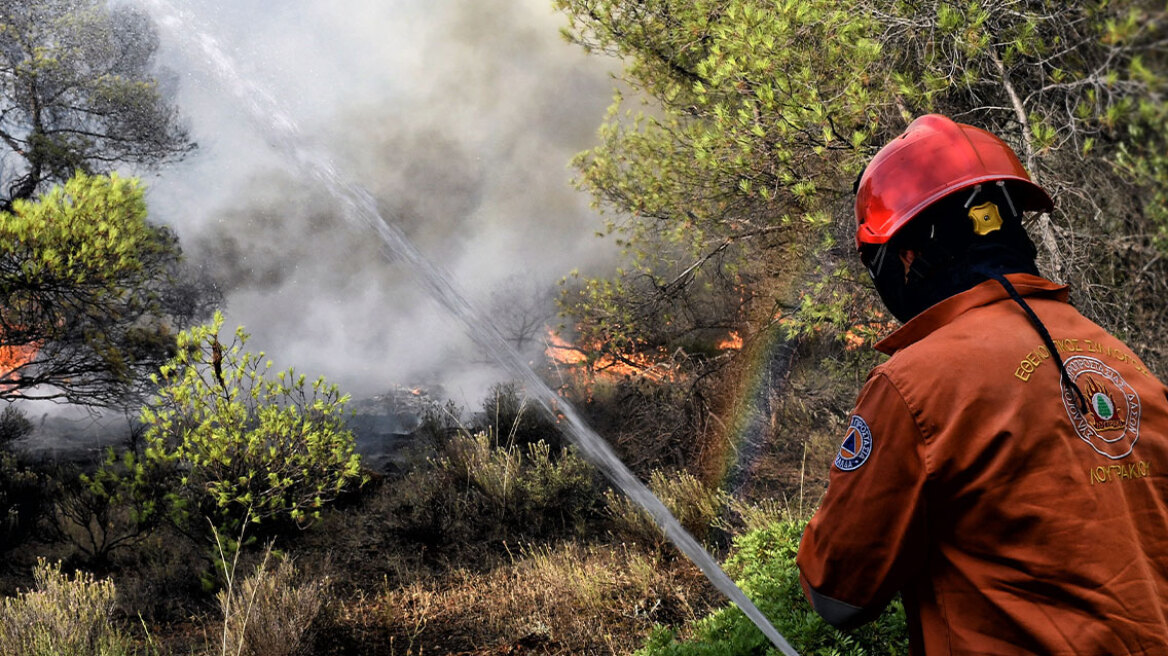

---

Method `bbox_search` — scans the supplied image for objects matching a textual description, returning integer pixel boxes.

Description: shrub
[606,469,727,548]
[440,432,601,537]
[0,451,51,553]
[479,382,563,450]
[52,453,181,564]
[0,404,33,444]
[0,405,46,553]
[217,547,328,656]
[0,559,138,656]
[134,312,363,536]
[416,398,462,451]
[391,432,603,549]
[638,519,908,656]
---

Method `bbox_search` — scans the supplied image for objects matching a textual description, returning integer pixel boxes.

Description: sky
[136,0,619,405]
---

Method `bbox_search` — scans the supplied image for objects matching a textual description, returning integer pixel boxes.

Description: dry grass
[0,559,138,656]
[338,541,719,655]
[717,495,805,534]
[217,545,329,656]
[604,470,726,548]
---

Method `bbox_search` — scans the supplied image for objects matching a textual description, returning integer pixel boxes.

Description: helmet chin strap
[867,223,1083,408]
[975,268,1090,413]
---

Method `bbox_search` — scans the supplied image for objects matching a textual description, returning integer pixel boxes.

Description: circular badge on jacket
[1060,356,1141,460]
[835,415,873,471]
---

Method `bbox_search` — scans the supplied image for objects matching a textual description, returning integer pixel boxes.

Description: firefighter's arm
[796,372,928,630]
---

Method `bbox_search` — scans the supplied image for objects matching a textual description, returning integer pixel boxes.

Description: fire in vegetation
[717,331,744,351]
[544,326,746,393]
[0,339,38,384]
[544,327,682,388]
[843,309,899,350]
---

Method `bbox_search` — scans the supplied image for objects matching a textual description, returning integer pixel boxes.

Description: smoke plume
[143,0,616,403]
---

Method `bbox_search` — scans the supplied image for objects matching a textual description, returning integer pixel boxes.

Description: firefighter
[796,114,1168,655]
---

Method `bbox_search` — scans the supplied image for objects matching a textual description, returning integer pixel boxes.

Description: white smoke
[142,0,617,404]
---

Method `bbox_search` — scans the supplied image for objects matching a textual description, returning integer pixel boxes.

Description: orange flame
[544,330,588,366]
[717,331,744,351]
[1083,375,1108,399]
[544,327,681,394]
[1081,375,1125,431]
[0,341,37,383]
[843,319,900,350]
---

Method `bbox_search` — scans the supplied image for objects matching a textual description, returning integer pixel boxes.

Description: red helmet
[854,114,1053,249]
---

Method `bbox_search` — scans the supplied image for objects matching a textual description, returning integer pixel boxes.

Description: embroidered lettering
[1015,348,1051,381]
[1016,339,1152,382]
[1052,338,1083,354]
[1089,461,1151,485]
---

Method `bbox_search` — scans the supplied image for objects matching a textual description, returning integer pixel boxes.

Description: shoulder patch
[835,415,873,471]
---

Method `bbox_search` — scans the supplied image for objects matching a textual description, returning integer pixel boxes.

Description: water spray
[138,3,800,653]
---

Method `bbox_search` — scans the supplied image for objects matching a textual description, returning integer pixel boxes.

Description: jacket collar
[875,273,1070,355]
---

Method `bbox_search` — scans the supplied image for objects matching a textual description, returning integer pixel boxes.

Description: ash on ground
[347,385,448,472]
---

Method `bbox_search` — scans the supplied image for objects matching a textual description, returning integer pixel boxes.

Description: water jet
[138,3,800,653]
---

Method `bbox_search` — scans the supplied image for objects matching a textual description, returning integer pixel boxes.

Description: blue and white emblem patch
[834,415,873,471]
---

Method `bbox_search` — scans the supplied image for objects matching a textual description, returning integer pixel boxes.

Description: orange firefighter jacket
[797,273,1168,655]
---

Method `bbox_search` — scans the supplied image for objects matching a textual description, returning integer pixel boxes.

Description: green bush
[52,452,180,564]
[1118,109,1168,250]
[0,560,140,656]
[132,312,363,536]
[639,519,908,656]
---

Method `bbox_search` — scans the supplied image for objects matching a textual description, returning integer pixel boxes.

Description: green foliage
[638,519,908,656]
[2,173,169,284]
[555,0,885,354]
[1117,106,1168,250]
[555,0,1168,372]
[0,559,141,656]
[134,312,363,535]
[53,450,181,563]
[0,172,214,405]
[443,432,600,533]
